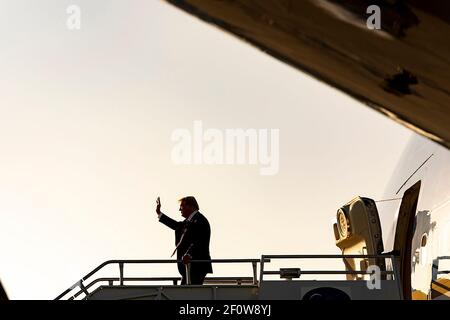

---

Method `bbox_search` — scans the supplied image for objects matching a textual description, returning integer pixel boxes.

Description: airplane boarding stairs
[55,254,403,300]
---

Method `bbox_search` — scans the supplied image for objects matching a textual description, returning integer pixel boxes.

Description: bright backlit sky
[0,0,413,299]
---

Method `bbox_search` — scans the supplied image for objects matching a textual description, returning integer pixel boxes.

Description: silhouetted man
[156,196,212,285]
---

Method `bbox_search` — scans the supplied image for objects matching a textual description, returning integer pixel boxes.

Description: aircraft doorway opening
[393,181,421,300]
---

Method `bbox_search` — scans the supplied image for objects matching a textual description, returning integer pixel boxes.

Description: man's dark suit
[159,212,212,284]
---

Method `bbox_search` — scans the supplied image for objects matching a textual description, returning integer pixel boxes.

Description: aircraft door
[333,197,385,280]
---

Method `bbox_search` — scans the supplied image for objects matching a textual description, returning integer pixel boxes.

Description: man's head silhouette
[178,196,199,218]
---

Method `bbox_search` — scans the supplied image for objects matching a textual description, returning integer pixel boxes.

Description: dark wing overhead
[166,0,450,148]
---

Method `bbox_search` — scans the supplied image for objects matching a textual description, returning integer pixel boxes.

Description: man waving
[156,196,213,285]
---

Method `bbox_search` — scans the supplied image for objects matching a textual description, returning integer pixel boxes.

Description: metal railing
[55,258,268,300]
[434,256,450,275]
[431,256,450,299]
[259,254,401,297]
[56,254,401,300]
[66,277,257,300]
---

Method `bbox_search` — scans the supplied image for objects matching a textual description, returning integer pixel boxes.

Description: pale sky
[0,0,412,299]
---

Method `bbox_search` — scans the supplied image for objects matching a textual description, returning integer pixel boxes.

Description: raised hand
[156,196,161,215]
